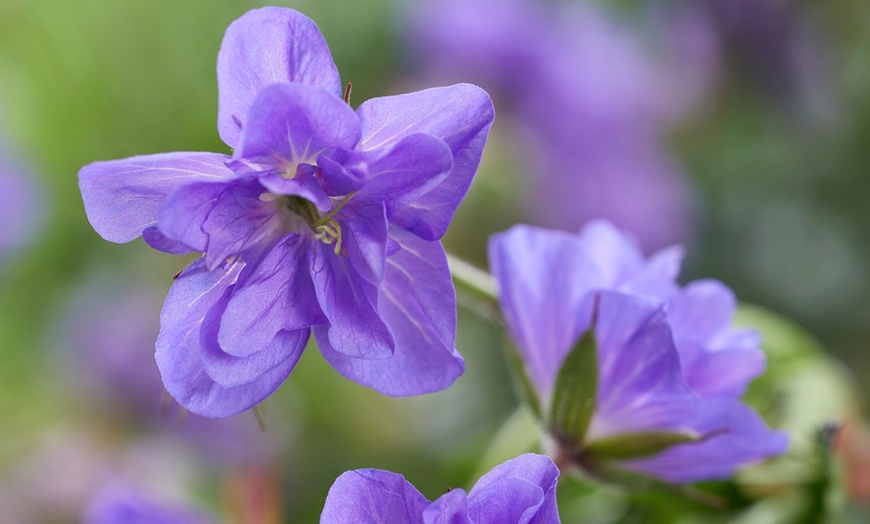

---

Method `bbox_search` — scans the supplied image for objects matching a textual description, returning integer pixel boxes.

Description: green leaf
[584,431,701,461]
[548,326,598,447]
[503,339,544,420]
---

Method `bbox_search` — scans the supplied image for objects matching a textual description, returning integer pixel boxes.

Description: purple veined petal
[155,259,297,418]
[317,147,366,196]
[587,292,700,436]
[621,398,789,483]
[84,482,215,524]
[233,83,360,167]
[158,178,283,271]
[201,298,309,389]
[318,229,464,396]
[79,152,235,244]
[320,469,429,524]
[467,454,560,524]
[422,489,471,524]
[309,243,394,359]
[358,133,453,219]
[488,225,604,395]
[668,280,765,396]
[356,84,495,240]
[342,201,389,285]
[143,227,196,255]
[218,234,325,358]
[217,7,342,147]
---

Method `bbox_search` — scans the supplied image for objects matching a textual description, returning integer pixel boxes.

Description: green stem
[446,254,503,324]
[446,254,498,301]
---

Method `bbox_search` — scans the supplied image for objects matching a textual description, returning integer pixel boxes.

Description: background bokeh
[0,0,868,521]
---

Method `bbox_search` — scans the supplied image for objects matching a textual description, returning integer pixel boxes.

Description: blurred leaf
[549,327,598,447]
[585,431,701,461]
[503,339,544,420]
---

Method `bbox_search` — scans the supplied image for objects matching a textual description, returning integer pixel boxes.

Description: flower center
[281,193,356,256]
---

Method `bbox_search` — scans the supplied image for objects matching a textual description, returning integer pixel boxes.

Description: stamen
[343,82,353,104]
[314,219,344,255]
[314,192,356,228]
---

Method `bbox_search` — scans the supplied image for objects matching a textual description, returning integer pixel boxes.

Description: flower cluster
[79,7,494,418]
[76,5,792,521]
[489,221,787,482]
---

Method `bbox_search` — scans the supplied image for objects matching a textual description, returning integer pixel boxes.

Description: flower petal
[342,201,389,285]
[356,84,495,240]
[586,291,699,438]
[621,398,789,483]
[218,235,325,357]
[669,280,765,396]
[321,469,429,524]
[309,243,394,358]
[489,225,604,394]
[217,7,342,147]
[423,490,470,524]
[143,226,195,254]
[467,454,560,524]
[318,229,464,396]
[234,83,360,166]
[359,133,453,218]
[202,310,308,389]
[155,259,296,418]
[158,179,282,270]
[79,152,235,244]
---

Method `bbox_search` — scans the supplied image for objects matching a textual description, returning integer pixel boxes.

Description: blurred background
[0,0,868,521]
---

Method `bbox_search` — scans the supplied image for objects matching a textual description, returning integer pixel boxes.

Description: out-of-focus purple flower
[79,7,494,418]
[54,276,287,467]
[84,483,214,524]
[488,223,787,483]
[0,151,41,258]
[412,0,709,251]
[320,453,559,524]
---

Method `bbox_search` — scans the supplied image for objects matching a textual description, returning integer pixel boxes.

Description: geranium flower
[493,221,765,399]
[488,223,787,482]
[79,7,494,417]
[320,454,559,523]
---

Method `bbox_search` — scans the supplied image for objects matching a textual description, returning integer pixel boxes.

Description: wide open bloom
[493,220,766,399]
[321,454,559,524]
[79,7,494,417]
[488,224,787,483]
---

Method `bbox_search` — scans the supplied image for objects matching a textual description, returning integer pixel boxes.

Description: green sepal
[584,430,701,461]
[503,338,544,420]
[548,326,598,446]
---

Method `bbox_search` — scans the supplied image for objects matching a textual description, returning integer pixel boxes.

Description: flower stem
[446,254,503,324]
[446,254,498,301]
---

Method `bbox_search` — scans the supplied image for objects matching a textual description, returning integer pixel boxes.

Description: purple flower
[493,221,765,399]
[488,223,787,483]
[320,454,559,524]
[78,7,494,417]
[84,483,214,524]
